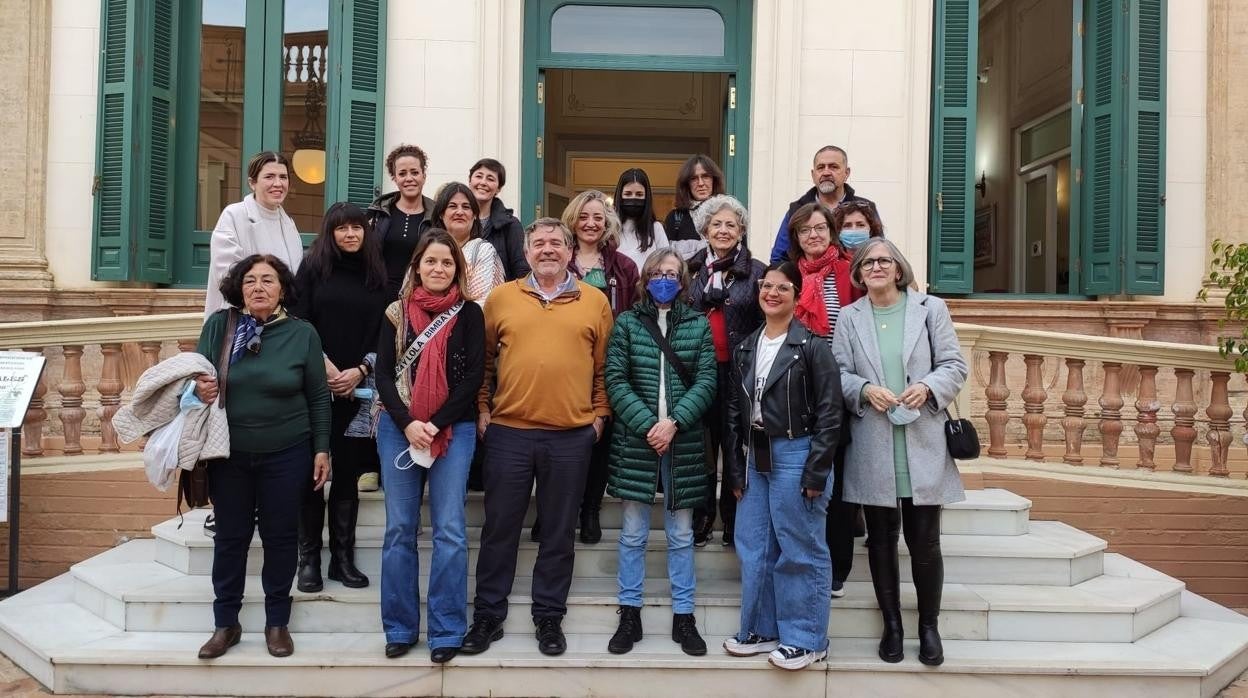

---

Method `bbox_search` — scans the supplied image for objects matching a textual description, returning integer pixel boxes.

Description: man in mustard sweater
[461,217,614,657]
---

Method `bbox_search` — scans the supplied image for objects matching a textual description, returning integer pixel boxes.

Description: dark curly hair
[384,144,428,177]
[219,254,298,310]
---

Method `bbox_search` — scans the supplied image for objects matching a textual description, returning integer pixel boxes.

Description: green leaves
[1202,238,1248,372]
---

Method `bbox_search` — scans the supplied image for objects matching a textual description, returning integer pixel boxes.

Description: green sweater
[605,300,717,509]
[197,310,331,454]
[872,296,912,498]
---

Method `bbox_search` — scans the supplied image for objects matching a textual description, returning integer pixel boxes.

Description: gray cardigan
[830,291,968,507]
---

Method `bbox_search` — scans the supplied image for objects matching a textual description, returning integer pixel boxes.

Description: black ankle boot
[327,498,369,588]
[607,605,642,654]
[296,497,324,593]
[579,507,602,545]
[864,506,904,663]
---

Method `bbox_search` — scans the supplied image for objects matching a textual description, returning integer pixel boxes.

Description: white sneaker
[830,579,845,598]
[768,644,828,670]
[723,633,780,656]
[357,472,380,492]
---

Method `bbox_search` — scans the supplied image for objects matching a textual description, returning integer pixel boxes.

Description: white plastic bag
[144,411,186,491]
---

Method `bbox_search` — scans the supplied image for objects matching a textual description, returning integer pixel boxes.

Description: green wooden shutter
[91,0,176,283]
[927,0,978,294]
[1080,0,1125,294]
[1124,0,1166,294]
[327,0,386,208]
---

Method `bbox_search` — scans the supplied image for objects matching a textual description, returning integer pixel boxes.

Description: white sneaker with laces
[830,579,845,598]
[768,644,828,670]
[723,633,781,656]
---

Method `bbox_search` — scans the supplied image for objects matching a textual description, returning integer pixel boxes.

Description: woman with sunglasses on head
[722,261,841,671]
[374,229,485,663]
[193,254,331,660]
[204,152,305,317]
[784,201,864,600]
[685,194,765,547]
[664,155,726,243]
[603,248,717,657]
[831,238,968,667]
[289,202,390,594]
[831,198,886,253]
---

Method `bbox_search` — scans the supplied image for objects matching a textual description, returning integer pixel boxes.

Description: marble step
[353,487,1032,536]
[71,542,1181,643]
[152,509,1102,586]
[2,576,1246,698]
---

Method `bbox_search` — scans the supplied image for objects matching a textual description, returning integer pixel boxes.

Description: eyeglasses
[758,280,796,294]
[859,257,896,270]
[649,271,680,281]
[797,223,830,238]
[247,324,265,355]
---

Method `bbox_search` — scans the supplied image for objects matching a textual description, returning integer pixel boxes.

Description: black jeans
[473,424,595,619]
[580,420,612,515]
[825,456,859,584]
[208,439,312,628]
[695,361,735,534]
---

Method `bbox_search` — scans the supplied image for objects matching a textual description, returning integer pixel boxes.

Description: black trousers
[825,456,859,584]
[694,361,735,533]
[473,424,595,620]
[580,420,612,515]
[208,439,311,628]
[863,498,943,601]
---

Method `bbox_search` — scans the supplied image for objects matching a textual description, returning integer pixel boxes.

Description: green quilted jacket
[605,299,718,509]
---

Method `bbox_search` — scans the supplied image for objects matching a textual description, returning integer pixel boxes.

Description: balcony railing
[0,314,1245,482]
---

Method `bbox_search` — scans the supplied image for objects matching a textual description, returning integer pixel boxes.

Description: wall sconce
[975,171,988,199]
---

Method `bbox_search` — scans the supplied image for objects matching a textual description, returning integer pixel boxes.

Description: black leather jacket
[725,318,842,493]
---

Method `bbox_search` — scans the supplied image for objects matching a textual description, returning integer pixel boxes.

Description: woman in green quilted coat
[603,248,718,658]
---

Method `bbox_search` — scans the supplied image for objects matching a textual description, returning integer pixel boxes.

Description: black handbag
[923,299,980,460]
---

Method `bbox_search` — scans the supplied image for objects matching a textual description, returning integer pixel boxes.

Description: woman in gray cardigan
[830,238,968,667]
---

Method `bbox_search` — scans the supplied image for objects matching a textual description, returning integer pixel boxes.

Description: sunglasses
[247,324,266,355]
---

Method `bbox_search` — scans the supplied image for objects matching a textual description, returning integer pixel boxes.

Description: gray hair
[636,247,689,300]
[849,237,916,291]
[814,145,849,166]
[524,217,574,249]
[693,194,749,241]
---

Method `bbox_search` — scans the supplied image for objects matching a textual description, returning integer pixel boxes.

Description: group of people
[188,144,969,673]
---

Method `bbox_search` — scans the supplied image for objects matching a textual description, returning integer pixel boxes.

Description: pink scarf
[404,285,461,458]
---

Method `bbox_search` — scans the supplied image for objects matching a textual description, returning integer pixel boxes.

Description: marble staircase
[1,488,1247,697]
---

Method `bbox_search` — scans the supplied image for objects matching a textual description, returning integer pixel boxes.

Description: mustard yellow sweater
[478,278,614,429]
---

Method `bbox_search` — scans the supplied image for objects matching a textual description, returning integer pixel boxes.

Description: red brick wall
[980,473,1248,611]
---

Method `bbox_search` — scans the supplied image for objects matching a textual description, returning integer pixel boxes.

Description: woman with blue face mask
[602,248,718,658]
[832,199,885,252]
[831,238,969,668]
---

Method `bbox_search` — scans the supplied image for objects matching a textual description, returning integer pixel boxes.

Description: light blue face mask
[887,404,921,426]
[840,230,870,250]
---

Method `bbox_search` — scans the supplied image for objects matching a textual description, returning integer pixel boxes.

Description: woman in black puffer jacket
[684,194,765,547]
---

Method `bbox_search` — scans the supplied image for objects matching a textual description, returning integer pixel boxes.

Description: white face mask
[887,404,921,426]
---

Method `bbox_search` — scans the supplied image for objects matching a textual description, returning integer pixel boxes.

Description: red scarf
[404,285,461,458]
[795,246,847,336]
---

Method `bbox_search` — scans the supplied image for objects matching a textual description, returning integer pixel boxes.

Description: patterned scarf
[228,307,286,366]
[702,244,740,306]
[795,246,843,336]
[404,285,462,458]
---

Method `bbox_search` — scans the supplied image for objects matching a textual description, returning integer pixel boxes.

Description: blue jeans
[733,434,832,652]
[377,417,475,649]
[617,453,695,613]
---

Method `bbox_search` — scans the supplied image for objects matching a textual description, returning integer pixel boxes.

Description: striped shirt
[822,271,842,343]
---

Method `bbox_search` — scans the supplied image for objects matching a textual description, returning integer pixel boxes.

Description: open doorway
[540,69,731,220]
[973,0,1074,293]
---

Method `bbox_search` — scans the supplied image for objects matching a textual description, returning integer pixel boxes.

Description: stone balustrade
[955,323,1245,478]
[0,314,1244,480]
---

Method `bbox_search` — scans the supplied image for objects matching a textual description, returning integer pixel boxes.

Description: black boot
[607,605,642,654]
[905,500,945,667]
[672,613,706,656]
[864,505,904,663]
[296,496,324,593]
[579,506,602,545]
[327,498,369,588]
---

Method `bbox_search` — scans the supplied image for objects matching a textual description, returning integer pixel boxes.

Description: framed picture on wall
[974,205,997,268]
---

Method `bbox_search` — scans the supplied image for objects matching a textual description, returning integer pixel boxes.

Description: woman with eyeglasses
[289,202,390,595]
[664,155,726,243]
[784,201,864,600]
[686,194,764,547]
[560,189,640,543]
[722,261,841,671]
[602,248,717,657]
[831,238,968,667]
[193,254,332,660]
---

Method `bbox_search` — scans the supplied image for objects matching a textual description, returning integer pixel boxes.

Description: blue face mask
[647,277,682,304]
[840,230,870,250]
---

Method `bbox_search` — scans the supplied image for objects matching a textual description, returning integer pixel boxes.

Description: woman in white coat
[830,237,968,668]
[204,152,305,317]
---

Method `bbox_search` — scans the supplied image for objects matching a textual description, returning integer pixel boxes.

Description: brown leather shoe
[265,625,294,657]
[197,624,241,659]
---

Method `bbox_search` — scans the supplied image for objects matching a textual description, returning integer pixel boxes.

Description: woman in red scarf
[785,201,865,602]
[375,229,485,663]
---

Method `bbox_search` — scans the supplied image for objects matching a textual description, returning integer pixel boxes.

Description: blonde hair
[561,189,621,252]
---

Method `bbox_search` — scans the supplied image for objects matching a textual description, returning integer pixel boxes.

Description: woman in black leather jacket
[721,261,842,672]
[685,195,765,547]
